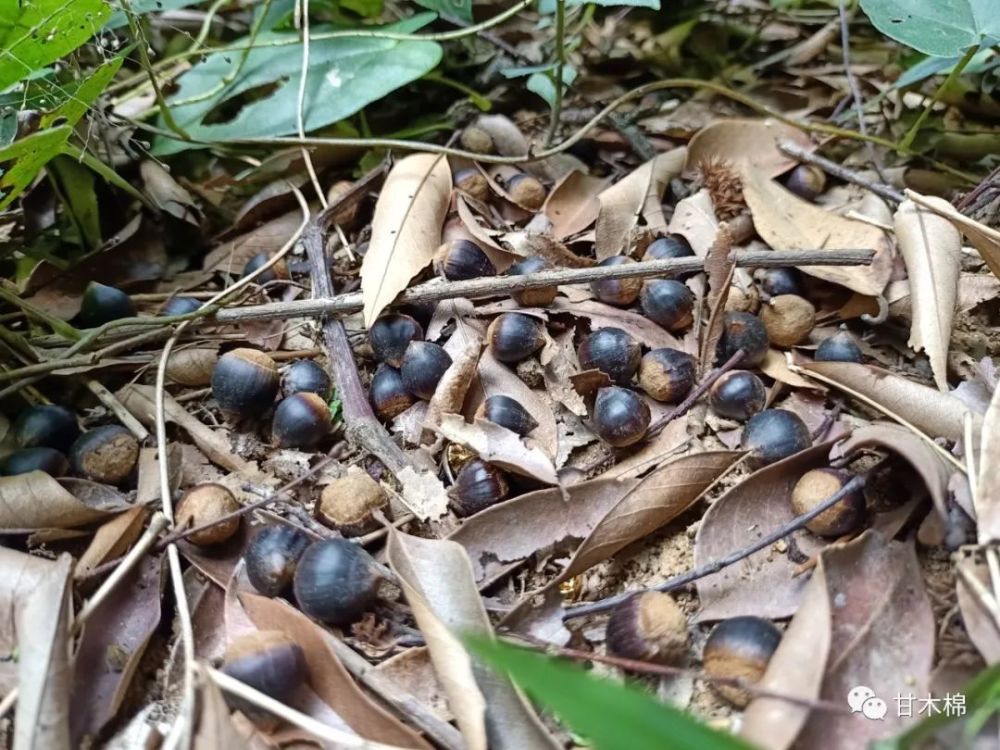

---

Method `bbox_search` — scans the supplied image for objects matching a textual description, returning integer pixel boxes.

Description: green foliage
[0,0,110,91]
[0,126,72,210]
[46,155,101,249]
[539,0,659,13]
[106,0,205,30]
[154,15,443,153]
[860,0,999,57]
[412,0,472,23]
[465,636,753,750]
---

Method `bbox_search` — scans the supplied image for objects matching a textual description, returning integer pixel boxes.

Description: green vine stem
[899,44,978,152]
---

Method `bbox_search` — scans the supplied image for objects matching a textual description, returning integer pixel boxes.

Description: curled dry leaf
[740,167,892,296]
[955,558,1000,663]
[75,506,148,578]
[550,298,684,351]
[0,472,131,531]
[894,198,962,391]
[437,415,557,484]
[694,443,835,621]
[594,148,687,259]
[422,326,484,445]
[976,380,1000,543]
[906,188,1000,281]
[666,189,719,257]
[761,350,824,390]
[800,361,981,442]
[386,530,559,750]
[543,170,607,239]
[361,153,452,325]
[685,119,814,178]
[139,161,200,225]
[796,532,934,749]
[454,197,508,259]
[203,210,303,275]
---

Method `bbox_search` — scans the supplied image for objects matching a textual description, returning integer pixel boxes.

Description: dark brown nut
[370,364,416,420]
[790,467,865,537]
[709,370,766,421]
[760,295,816,347]
[159,296,201,316]
[717,312,769,367]
[243,252,289,285]
[0,447,69,477]
[487,312,546,363]
[221,631,306,704]
[643,234,694,261]
[79,282,136,328]
[293,539,381,624]
[815,330,863,363]
[434,239,496,281]
[784,164,826,201]
[638,348,695,403]
[245,525,311,597]
[606,591,689,664]
[369,314,424,368]
[593,386,650,448]
[507,173,546,210]
[454,168,490,202]
[577,327,641,386]
[754,268,802,298]
[474,395,538,436]
[508,256,557,307]
[272,393,331,449]
[281,360,332,399]
[14,404,79,452]
[591,256,642,306]
[400,341,452,400]
[703,616,782,707]
[69,425,139,485]
[640,280,695,332]
[211,348,280,418]
[448,458,510,517]
[741,409,810,466]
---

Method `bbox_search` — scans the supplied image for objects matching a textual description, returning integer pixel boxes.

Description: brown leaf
[741,566,830,750]
[550,298,685,351]
[894,198,962,391]
[543,170,606,239]
[797,532,934,749]
[140,161,200,225]
[741,168,892,296]
[241,593,432,749]
[955,558,1000,663]
[422,326,483,445]
[666,189,719,257]
[74,506,148,578]
[70,554,164,744]
[203,210,303,274]
[599,418,691,479]
[761,349,824,390]
[906,188,1000,281]
[375,648,452,724]
[694,443,834,621]
[594,149,687,259]
[0,472,131,530]
[387,531,559,750]
[361,154,452,325]
[800,361,981,442]
[195,676,274,750]
[686,119,814,178]
[977,379,1000,543]
[454,197,508,258]
[437,416,557,484]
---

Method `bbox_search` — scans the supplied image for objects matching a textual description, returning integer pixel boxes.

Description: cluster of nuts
[210,349,334,449]
[0,403,140,485]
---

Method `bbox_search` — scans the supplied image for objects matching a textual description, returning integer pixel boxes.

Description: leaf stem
[899,44,977,152]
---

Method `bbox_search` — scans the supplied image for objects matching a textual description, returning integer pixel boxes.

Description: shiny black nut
[293,538,381,624]
[211,348,280,418]
[272,393,331,449]
[640,280,695,332]
[79,282,136,328]
[703,616,782,707]
[14,404,79,452]
[590,256,642,307]
[577,327,641,386]
[175,483,240,546]
[369,314,424,367]
[643,234,694,261]
[243,252,289,285]
[709,370,766,421]
[370,364,416,420]
[754,268,801,298]
[400,341,452,400]
[791,467,865,538]
[784,164,826,201]
[606,591,688,664]
[69,425,139,485]
[487,312,545,363]
[815,330,863,363]
[434,239,496,281]
[0,447,69,477]
[593,386,650,448]
[245,524,311,597]
[507,173,546,210]
[741,408,811,466]
[454,167,490,202]
[638,348,695,403]
[760,295,816,347]
[281,359,332,400]
[508,256,557,307]
[448,458,510,517]
[221,631,306,704]
[717,312,770,367]
[316,471,388,537]
[159,296,201,316]
[474,395,538,436]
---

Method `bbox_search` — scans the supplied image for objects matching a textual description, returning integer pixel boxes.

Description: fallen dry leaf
[203,210,303,276]
[74,506,148,578]
[594,148,686,259]
[955,557,1000,663]
[361,153,452,325]
[140,161,200,225]
[422,325,484,444]
[543,170,606,239]
[0,472,131,531]
[387,531,559,750]
[685,119,813,177]
[437,416,557,484]
[550,298,684,351]
[906,189,1000,281]
[894,197,962,391]
[666,189,719,257]
[976,380,1000,542]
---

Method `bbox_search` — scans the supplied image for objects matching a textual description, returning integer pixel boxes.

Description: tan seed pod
[166,347,219,386]
[175,483,241,546]
[760,294,816,347]
[316,470,388,537]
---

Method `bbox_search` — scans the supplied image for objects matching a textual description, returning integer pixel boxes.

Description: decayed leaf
[800,361,981,442]
[741,566,831,750]
[906,188,1000,281]
[894,198,962,391]
[0,548,74,750]
[375,648,452,724]
[695,443,834,621]
[599,418,691,479]
[666,189,719,258]
[422,325,484,444]
[685,119,813,177]
[550,298,684,351]
[361,154,452,325]
[830,423,951,520]
[75,506,148,579]
[0,472,131,530]
[761,350,824,390]
[70,554,164,744]
[386,531,560,750]
[976,380,1000,542]
[241,593,431,748]
[203,210,303,275]
[438,416,557,484]
[955,558,1000,663]
[741,168,892,295]
[594,148,687,259]
[195,676,274,750]
[139,161,200,225]
[543,170,606,239]
[797,532,934,749]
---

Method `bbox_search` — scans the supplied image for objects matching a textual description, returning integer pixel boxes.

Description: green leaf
[339,0,385,19]
[893,47,996,88]
[0,0,110,91]
[859,0,1000,57]
[527,65,577,109]
[0,125,71,209]
[539,0,658,13]
[465,636,753,750]
[412,0,471,22]
[46,154,100,249]
[106,0,205,30]
[153,15,442,154]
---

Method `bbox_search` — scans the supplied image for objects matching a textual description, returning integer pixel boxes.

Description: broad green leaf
[466,636,753,750]
[860,0,1000,57]
[47,155,100,249]
[153,15,442,154]
[40,56,123,129]
[106,0,206,29]
[0,0,110,91]
[527,65,577,109]
[893,47,996,89]
[339,0,384,18]
[412,0,471,22]
[0,126,71,209]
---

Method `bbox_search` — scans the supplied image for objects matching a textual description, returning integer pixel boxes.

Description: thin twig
[646,349,745,437]
[837,0,885,181]
[296,0,327,208]
[564,472,870,619]
[544,0,567,148]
